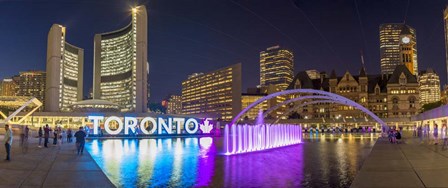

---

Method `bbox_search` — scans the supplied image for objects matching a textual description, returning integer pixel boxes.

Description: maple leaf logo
[200,119,213,134]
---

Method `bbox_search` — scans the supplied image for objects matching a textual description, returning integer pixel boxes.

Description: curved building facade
[93,6,148,112]
[46,24,84,112]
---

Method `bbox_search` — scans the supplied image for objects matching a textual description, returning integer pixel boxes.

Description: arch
[263,95,339,118]
[231,89,387,129]
[392,97,399,104]
[269,99,376,125]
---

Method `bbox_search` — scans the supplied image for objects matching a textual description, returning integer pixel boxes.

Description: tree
[421,101,443,113]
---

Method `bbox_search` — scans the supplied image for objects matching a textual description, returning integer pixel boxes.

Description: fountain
[224,123,302,155]
[256,109,264,125]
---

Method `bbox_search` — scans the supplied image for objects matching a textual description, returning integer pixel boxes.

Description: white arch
[263,95,338,118]
[232,89,386,129]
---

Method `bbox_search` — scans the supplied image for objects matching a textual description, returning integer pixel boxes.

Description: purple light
[224,124,302,155]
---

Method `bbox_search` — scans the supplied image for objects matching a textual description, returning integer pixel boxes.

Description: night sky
[0,0,447,102]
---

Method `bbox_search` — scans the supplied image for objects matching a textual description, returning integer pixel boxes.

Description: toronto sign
[88,116,214,135]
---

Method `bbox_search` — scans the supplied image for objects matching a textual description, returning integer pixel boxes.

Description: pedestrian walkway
[351,133,448,187]
[0,135,114,188]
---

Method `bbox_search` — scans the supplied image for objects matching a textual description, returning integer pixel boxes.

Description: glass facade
[419,69,441,105]
[182,64,241,121]
[96,11,139,112]
[167,95,182,114]
[241,94,267,120]
[94,6,148,113]
[444,6,448,83]
[260,45,294,90]
[60,43,82,111]
[18,71,46,108]
[1,79,17,96]
[46,24,83,112]
[379,24,417,75]
[99,24,135,111]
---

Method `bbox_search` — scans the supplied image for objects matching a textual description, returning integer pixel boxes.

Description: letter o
[140,117,157,135]
[185,118,199,134]
[104,116,123,135]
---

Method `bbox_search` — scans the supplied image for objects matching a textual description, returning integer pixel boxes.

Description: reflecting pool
[85,134,378,187]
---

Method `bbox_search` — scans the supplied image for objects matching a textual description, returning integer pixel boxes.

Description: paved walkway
[351,133,448,188]
[0,135,114,188]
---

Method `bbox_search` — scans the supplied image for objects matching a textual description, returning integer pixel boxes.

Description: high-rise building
[45,24,84,112]
[260,45,294,90]
[442,85,448,104]
[380,24,417,75]
[18,71,46,105]
[167,95,182,114]
[444,6,448,83]
[241,93,267,120]
[182,63,242,121]
[93,5,148,112]
[399,26,418,75]
[419,68,441,105]
[1,78,17,96]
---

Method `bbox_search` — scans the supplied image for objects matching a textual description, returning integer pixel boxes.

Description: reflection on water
[85,134,377,187]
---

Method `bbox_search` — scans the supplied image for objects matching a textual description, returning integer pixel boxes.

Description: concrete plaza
[0,135,114,188]
[351,133,448,188]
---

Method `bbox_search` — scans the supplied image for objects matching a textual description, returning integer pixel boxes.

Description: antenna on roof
[403,0,410,24]
[360,50,366,69]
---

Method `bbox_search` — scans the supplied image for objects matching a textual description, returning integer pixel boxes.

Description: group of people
[37,125,75,148]
[304,126,376,134]
[3,124,88,161]
[413,123,448,148]
[387,127,402,144]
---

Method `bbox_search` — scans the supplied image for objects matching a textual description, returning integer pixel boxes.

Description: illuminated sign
[88,116,213,135]
[199,119,213,134]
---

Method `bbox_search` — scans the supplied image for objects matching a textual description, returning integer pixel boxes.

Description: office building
[18,71,46,106]
[260,45,294,90]
[45,24,84,112]
[93,5,148,112]
[167,95,182,114]
[182,64,242,121]
[444,6,448,83]
[419,68,441,105]
[1,78,17,96]
[380,24,417,75]
[241,93,267,120]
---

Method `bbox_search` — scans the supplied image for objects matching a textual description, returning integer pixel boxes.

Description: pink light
[223,124,302,155]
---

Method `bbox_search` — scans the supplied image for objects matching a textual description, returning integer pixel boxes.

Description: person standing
[61,130,66,144]
[413,125,417,137]
[53,126,58,145]
[44,124,51,148]
[67,128,72,143]
[442,123,448,150]
[434,123,439,145]
[38,127,43,148]
[74,127,87,155]
[22,125,30,153]
[4,124,13,161]
[24,125,29,142]
[418,125,423,143]
[20,125,25,146]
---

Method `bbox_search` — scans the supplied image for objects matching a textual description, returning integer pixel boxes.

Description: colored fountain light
[224,124,302,155]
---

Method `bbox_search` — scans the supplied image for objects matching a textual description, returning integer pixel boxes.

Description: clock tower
[399,25,417,75]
